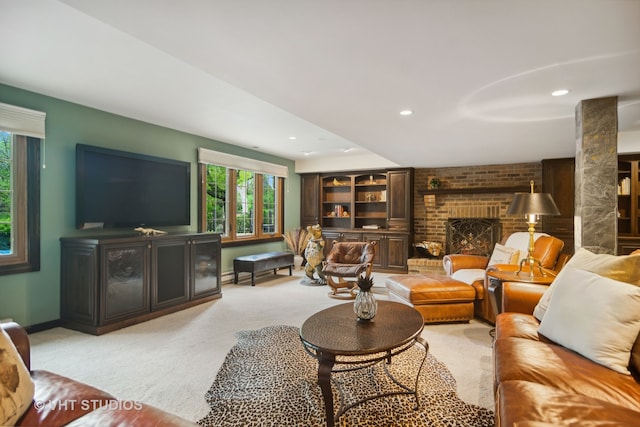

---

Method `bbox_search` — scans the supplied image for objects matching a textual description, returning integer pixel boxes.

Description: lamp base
[515,257,546,278]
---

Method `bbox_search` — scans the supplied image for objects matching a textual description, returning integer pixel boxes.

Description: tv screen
[76,144,191,229]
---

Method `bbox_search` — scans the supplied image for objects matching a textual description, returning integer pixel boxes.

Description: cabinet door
[151,238,189,310]
[542,158,575,254]
[362,233,384,269]
[61,243,99,326]
[190,235,221,299]
[322,231,341,258]
[387,170,413,231]
[385,234,409,271]
[101,242,150,324]
[300,174,320,227]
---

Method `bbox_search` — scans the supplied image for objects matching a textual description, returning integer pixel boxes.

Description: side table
[486,269,556,317]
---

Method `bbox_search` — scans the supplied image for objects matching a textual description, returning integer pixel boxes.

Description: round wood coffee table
[299,301,428,427]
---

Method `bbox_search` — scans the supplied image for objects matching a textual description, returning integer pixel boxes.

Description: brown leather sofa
[1,322,196,426]
[494,312,640,426]
[443,234,566,323]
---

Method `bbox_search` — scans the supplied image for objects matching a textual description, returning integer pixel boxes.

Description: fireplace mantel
[420,185,529,195]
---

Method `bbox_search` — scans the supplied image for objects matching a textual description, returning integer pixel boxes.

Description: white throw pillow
[533,248,640,321]
[487,243,520,266]
[538,267,640,375]
[0,328,35,425]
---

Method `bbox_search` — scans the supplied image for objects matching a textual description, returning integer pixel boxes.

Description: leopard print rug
[198,325,494,427]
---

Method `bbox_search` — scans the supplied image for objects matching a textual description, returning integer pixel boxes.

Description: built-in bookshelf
[618,155,640,254]
[301,168,414,272]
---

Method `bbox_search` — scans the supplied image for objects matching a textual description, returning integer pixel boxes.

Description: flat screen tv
[76,144,191,229]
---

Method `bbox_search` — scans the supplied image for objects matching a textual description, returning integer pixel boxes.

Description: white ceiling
[2,0,640,172]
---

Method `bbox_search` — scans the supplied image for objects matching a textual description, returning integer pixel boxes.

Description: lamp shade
[506,192,561,216]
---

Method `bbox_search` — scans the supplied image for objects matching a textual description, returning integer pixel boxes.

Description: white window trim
[198,148,288,178]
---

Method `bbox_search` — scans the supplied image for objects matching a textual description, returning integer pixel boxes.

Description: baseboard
[222,268,294,285]
[24,319,63,334]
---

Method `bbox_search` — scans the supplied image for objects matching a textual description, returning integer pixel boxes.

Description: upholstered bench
[233,252,294,286]
[385,274,476,323]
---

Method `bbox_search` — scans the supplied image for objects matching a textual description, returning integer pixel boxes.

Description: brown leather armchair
[443,233,565,323]
[322,241,376,298]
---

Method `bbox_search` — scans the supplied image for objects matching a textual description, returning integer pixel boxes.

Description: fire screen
[446,218,501,257]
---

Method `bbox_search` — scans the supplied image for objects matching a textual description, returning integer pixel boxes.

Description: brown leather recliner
[443,233,566,324]
[322,241,376,298]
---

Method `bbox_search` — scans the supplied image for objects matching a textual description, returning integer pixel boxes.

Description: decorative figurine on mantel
[302,224,326,285]
[134,227,167,236]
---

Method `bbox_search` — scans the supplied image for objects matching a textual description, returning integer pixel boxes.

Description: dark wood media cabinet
[60,232,222,335]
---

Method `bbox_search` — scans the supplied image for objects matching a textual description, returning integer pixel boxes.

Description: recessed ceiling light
[551,89,569,97]
[342,148,355,153]
[399,110,413,116]
[289,136,296,140]
[302,151,312,156]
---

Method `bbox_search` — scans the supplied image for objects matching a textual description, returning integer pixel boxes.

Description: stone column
[574,97,618,254]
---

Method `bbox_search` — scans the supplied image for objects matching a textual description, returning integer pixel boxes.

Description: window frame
[198,163,284,246]
[0,134,40,275]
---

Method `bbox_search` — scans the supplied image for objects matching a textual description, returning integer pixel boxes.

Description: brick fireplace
[408,162,542,274]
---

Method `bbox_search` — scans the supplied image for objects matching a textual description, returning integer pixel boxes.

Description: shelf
[420,185,529,195]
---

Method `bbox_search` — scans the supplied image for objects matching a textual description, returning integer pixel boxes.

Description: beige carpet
[28,270,495,423]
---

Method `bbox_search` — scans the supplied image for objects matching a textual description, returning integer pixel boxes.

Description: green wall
[0,83,301,328]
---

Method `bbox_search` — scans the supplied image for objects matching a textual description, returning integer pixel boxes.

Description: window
[235,169,255,236]
[0,102,44,275]
[262,174,277,233]
[197,148,287,244]
[203,165,228,235]
[200,165,283,243]
[0,131,40,274]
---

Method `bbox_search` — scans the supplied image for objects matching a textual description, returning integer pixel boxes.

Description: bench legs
[234,265,293,286]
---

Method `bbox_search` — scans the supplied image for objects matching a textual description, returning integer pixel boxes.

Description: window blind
[198,147,288,178]
[0,102,46,138]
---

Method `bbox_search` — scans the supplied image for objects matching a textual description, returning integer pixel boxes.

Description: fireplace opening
[446,218,501,257]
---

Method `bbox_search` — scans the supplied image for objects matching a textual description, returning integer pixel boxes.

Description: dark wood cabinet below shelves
[322,231,409,273]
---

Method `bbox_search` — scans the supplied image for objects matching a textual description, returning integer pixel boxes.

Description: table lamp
[506,180,560,277]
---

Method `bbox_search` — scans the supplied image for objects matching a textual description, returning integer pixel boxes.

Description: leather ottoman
[385,274,476,323]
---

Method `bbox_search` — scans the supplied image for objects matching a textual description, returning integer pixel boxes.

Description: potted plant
[283,228,310,269]
[354,275,377,321]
